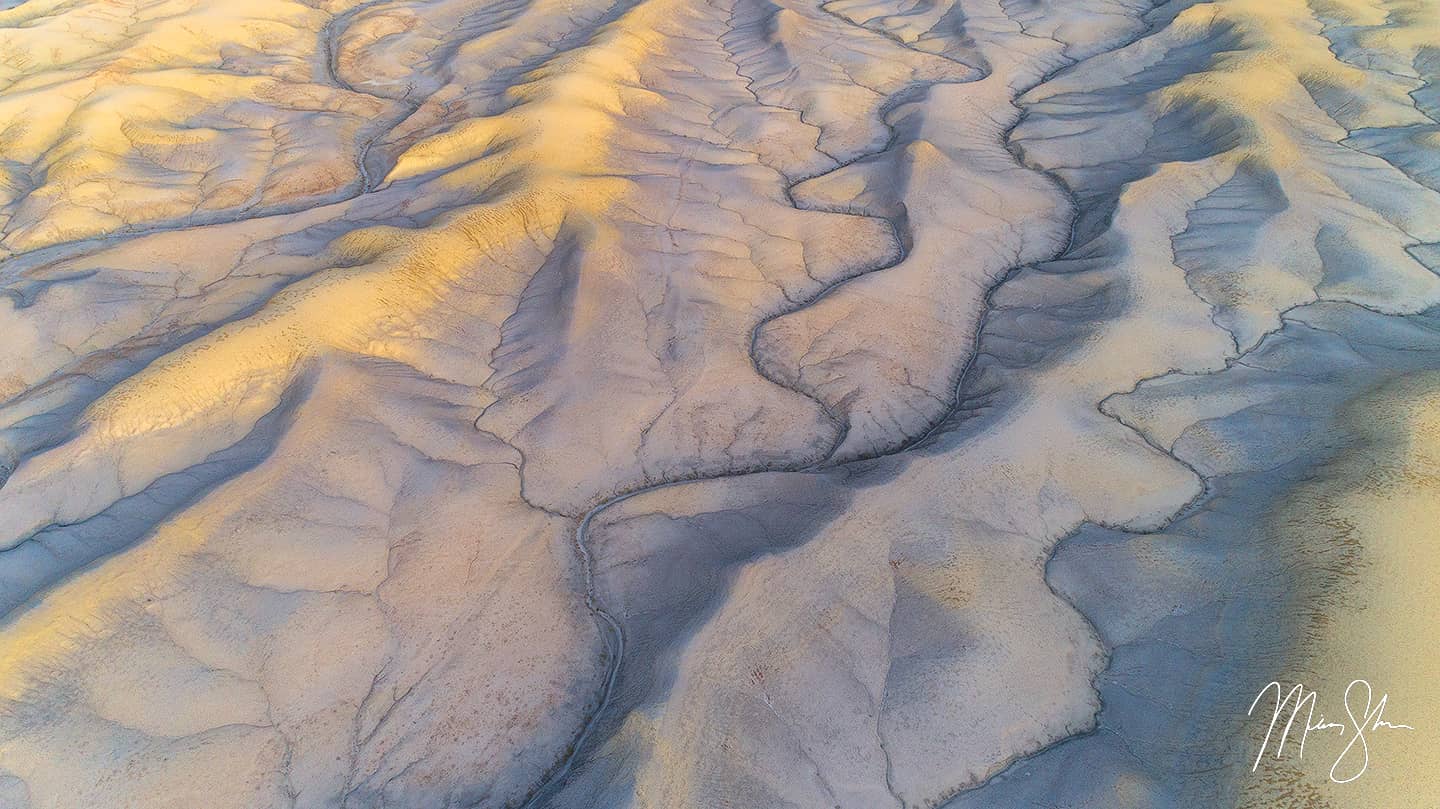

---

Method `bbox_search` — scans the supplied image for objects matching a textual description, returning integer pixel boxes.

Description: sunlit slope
[0,0,394,251]
[0,0,988,805]
[0,0,1437,808]
[948,1,1440,806]
[540,1,1440,807]
[1014,0,1440,346]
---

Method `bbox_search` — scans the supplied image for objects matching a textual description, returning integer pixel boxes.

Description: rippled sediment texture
[0,0,1436,807]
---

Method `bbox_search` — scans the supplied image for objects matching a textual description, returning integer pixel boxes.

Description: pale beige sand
[1239,374,1440,808]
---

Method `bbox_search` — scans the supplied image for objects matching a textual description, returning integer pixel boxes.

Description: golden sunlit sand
[0,0,1437,807]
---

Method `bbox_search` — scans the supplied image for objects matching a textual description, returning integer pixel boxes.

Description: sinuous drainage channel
[504,4,1186,806]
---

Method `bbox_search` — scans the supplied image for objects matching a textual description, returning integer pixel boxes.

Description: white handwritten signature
[1248,679,1415,783]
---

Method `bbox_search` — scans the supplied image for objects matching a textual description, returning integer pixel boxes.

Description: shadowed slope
[1,1,1437,808]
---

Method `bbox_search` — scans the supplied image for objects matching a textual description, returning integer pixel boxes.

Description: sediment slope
[0,1,1436,808]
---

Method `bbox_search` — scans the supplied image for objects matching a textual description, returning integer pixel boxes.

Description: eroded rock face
[1,0,1437,807]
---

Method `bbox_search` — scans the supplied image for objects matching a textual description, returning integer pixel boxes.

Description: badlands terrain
[1,0,1438,807]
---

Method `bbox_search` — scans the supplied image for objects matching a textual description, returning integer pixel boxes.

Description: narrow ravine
[506,4,1185,805]
[3,1,1435,807]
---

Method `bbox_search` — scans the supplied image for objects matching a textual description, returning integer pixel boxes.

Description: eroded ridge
[0,0,1436,808]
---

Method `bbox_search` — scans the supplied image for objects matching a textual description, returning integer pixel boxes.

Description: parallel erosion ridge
[0,1,1436,808]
